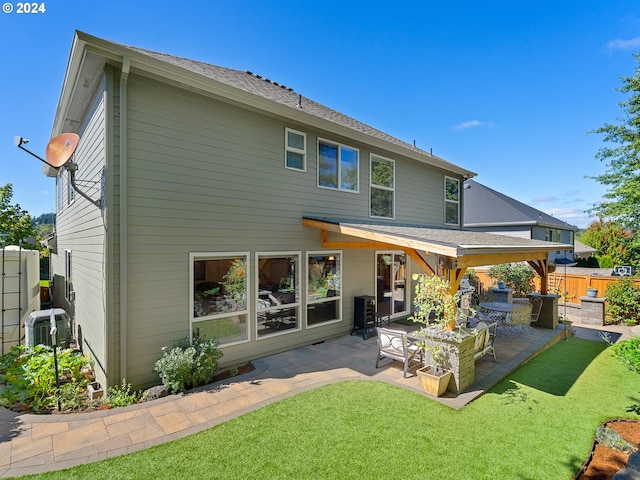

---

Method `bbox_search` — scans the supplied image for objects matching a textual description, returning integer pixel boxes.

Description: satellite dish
[45,133,80,168]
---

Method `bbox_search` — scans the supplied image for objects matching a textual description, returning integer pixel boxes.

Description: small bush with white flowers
[154,337,223,393]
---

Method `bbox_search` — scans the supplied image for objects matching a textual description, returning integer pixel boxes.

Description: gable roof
[463,179,577,231]
[50,31,475,178]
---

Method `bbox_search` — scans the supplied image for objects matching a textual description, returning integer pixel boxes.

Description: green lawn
[18,338,639,479]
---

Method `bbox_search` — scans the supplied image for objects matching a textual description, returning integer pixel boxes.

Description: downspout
[119,57,130,380]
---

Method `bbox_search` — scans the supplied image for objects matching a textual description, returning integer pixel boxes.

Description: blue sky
[1,1,639,228]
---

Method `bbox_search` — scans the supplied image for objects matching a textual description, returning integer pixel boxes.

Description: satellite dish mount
[15,133,102,208]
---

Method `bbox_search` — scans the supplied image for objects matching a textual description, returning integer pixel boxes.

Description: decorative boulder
[628,450,640,471]
[613,468,640,479]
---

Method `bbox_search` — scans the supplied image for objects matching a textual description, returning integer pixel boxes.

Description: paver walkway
[0,317,633,478]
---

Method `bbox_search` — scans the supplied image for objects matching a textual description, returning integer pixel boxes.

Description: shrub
[0,345,92,413]
[487,263,536,297]
[595,425,635,453]
[107,378,141,408]
[605,279,640,325]
[154,337,223,393]
[610,337,640,373]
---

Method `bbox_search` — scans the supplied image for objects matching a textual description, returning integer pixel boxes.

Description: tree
[487,262,536,297]
[0,184,37,248]
[579,219,640,267]
[588,53,640,232]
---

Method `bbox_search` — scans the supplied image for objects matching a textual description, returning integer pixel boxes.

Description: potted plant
[586,287,598,298]
[410,274,463,396]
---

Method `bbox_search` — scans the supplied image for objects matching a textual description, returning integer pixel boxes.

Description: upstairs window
[445,177,460,225]
[285,128,306,171]
[370,155,395,218]
[318,139,358,192]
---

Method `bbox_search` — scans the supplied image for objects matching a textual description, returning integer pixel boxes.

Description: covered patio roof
[302,217,573,294]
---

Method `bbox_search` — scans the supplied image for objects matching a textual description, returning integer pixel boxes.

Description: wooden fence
[473,269,640,305]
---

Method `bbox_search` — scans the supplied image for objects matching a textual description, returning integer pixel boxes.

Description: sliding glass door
[375,252,408,317]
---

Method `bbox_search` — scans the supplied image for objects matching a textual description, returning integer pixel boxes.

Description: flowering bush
[154,337,223,393]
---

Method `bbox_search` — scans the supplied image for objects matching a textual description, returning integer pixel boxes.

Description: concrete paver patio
[0,315,633,478]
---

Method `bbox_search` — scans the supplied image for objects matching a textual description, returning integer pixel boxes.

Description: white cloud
[544,208,595,229]
[452,120,494,131]
[605,37,640,52]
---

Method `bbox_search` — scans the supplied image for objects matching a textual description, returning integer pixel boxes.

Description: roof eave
[58,32,475,179]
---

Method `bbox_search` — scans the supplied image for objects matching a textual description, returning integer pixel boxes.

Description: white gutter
[119,56,130,380]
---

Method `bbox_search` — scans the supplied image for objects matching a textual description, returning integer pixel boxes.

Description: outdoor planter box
[87,382,104,400]
[419,331,476,395]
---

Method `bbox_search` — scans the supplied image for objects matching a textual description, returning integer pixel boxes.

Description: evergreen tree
[588,53,640,232]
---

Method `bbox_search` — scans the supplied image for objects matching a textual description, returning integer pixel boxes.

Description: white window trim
[285,127,307,172]
[189,251,251,346]
[369,154,396,219]
[444,176,460,226]
[317,138,360,193]
[67,169,75,206]
[306,250,342,329]
[57,173,64,213]
[255,251,302,339]
[374,250,410,318]
[64,250,72,302]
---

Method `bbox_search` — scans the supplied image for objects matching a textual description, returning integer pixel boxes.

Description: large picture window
[445,177,460,225]
[191,253,249,345]
[318,140,358,191]
[257,253,300,337]
[307,252,341,326]
[285,128,306,171]
[370,155,395,218]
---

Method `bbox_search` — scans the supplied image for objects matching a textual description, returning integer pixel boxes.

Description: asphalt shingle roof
[463,179,576,230]
[121,44,464,171]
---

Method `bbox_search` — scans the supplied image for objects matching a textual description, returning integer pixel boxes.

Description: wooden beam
[401,248,436,276]
[447,268,467,293]
[321,240,400,249]
[455,251,548,269]
[528,259,549,295]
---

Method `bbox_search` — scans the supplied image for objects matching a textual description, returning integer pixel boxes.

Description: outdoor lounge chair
[375,327,422,377]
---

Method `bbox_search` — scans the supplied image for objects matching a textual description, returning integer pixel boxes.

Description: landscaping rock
[613,468,640,479]
[628,450,640,471]
[143,385,169,401]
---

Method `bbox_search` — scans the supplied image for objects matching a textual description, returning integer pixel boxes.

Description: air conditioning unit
[25,309,71,348]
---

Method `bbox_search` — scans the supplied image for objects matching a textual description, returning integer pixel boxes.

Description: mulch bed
[211,362,255,382]
[575,419,640,479]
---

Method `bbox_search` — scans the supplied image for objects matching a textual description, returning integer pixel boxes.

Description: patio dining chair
[375,327,422,378]
[528,296,543,327]
[502,302,533,336]
[473,321,497,362]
